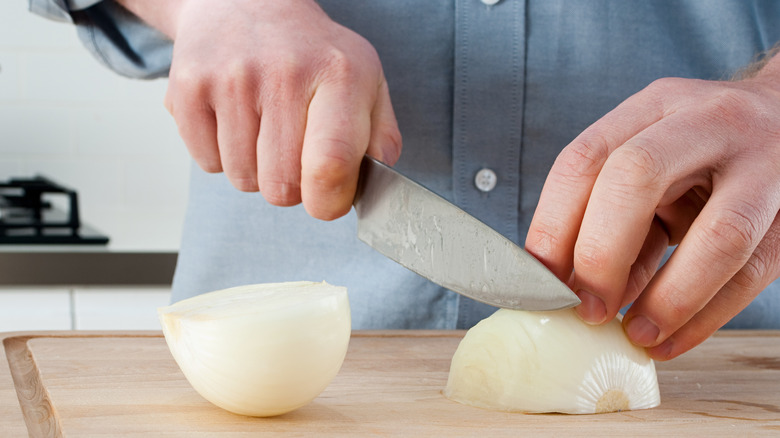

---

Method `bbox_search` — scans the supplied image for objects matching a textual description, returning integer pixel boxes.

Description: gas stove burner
[0,175,109,245]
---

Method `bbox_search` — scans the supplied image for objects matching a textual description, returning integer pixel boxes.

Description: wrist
[754,50,780,80]
[732,45,780,97]
[114,0,185,39]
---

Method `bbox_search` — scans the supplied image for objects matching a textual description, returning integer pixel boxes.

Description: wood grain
[0,334,29,437]
[3,335,62,437]
[2,330,779,437]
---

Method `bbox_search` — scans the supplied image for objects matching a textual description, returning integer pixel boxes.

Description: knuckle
[196,160,222,174]
[322,49,357,82]
[610,77,679,120]
[659,282,697,322]
[698,205,762,265]
[627,262,654,298]
[305,201,351,222]
[387,123,403,150]
[644,77,686,100]
[703,88,757,129]
[218,60,265,99]
[258,179,302,206]
[731,256,767,292]
[262,54,309,95]
[646,77,679,91]
[306,141,358,186]
[574,238,612,272]
[730,231,780,293]
[606,143,665,189]
[554,134,609,181]
[317,45,376,84]
[228,175,259,193]
[223,59,253,85]
[527,217,568,258]
[701,86,780,141]
[198,161,222,173]
[188,147,222,173]
[379,127,403,164]
[170,63,211,92]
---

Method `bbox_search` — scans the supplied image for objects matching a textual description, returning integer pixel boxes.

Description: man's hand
[118,0,402,220]
[526,57,780,361]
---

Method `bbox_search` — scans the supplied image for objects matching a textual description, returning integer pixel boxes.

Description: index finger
[568,92,746,325]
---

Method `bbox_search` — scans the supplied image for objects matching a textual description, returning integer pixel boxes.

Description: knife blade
[353,155,581,311]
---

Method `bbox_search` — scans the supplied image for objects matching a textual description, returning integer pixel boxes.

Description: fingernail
[625,315,660,347]
[575,290,607,325]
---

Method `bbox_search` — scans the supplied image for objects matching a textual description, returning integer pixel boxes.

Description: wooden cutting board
[2,330,779,437]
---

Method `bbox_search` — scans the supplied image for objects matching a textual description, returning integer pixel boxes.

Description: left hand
[525,57,780,361]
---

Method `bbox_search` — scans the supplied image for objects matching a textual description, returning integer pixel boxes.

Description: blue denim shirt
[32,0,780,330]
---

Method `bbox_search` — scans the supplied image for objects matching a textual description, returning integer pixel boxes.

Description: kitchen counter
[0,208,181,286]
[0,250,177,285]
[2,330,779,436]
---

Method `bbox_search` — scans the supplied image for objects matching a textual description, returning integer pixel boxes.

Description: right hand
[152,0,402,219]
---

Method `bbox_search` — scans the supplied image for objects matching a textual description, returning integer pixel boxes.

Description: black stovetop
[0,176,109,245]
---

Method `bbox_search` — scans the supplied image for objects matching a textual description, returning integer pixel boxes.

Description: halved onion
[444,308,660,414]
[159,281,351,417]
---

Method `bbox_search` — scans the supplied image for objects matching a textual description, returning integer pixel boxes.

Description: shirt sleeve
[28,0,173,79]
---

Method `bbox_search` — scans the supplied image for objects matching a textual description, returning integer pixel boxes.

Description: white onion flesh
[158,281,351,417]
[444,308,660,414]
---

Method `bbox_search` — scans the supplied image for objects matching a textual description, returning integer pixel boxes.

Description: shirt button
[474,168,497,192]
[481,0,501,5]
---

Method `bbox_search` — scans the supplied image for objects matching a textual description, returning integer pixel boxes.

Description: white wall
[0,2,190,251]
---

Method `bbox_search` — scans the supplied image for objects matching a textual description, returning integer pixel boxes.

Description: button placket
[453,0,527,329]
[453,0,525,241]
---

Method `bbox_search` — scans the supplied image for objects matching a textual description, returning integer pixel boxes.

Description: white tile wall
[0,2,80,50]
[0,53,20,101]
[1,105,74,155]
[0,2,190,252]
[23,52,130,103]
[0,159,21,177]
[0,287,172,332]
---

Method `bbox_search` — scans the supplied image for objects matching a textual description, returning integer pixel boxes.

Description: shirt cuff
[28,0,104,21]
[29,0,173,79]
[68,0,105,10]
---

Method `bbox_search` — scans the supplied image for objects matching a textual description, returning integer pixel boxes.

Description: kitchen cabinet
[0,288,71,331]
[0,286,170,331]
[0,248,175,331]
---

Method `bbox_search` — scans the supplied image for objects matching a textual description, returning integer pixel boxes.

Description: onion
[158,281,351,417]
[444,308,660,414]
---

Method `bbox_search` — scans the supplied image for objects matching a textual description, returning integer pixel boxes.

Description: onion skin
[444,308,661,414]
[159,281,351,417]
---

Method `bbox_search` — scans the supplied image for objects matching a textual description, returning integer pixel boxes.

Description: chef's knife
[353,155,581,311]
